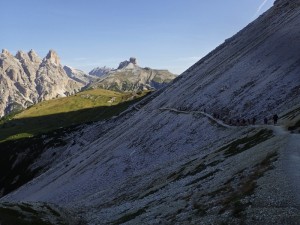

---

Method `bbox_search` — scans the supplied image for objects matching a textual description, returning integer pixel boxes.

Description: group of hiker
[264,114,279,125]
[176,106,279,126]
[212,112,279,126]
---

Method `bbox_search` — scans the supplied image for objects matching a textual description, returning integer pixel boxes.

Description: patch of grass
[192,202,207,216]
[288,119,300,131]
[0,202,80,225]
[0,89,149,142]
[217,129,273,157]
[186,169,221,186]
[219,152,278,217]
[0,205,52,225]
[112,208,146,225]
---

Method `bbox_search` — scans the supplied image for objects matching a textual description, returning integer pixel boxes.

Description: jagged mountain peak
[28,49,41,63]
[1,49,13,57]
[15,50,30,62]
[44,49,60,65]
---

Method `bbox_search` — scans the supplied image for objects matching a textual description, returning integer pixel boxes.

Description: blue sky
[1,0,275,74]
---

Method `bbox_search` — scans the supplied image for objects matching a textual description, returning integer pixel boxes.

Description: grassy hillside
[0,89,148,142]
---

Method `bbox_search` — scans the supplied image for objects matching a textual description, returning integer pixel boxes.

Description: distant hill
[87,57,177,92]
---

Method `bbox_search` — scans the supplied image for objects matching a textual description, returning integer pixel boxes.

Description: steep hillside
[1,1,300,224]
[0,49,84,117]
[88,57,176,92]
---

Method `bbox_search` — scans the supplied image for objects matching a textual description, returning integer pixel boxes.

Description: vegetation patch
[186,169,221,186]
[217,129,273,157]
[218,152,278,217]
[0,202,77,225]
[0,89,149,142]
[112,208,147,225]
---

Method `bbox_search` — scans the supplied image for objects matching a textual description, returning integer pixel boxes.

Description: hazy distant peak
[88,66,113,77]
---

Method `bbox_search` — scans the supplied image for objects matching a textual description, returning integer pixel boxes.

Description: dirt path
[159,107,233,128]
[283,133,300,205]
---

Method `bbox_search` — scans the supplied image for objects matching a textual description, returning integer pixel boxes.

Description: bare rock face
[0,49,84,117]
[64,65,98,85]
[274,0,300,7]
[88,66,113,77]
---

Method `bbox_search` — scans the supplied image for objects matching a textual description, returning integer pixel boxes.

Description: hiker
[273,114,279,125]
[264,117,268,125]
[242,119,246,126]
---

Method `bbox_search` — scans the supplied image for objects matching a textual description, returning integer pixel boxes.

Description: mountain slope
[1,1,300,224]
[0,50,84,117]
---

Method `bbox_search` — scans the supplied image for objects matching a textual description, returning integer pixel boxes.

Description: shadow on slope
[0,97,142,142]
[0,202,84,225]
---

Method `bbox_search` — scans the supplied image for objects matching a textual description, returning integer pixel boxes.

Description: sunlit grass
[0,88,149,142]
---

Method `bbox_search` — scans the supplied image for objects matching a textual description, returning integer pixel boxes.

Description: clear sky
[1,0,275,74]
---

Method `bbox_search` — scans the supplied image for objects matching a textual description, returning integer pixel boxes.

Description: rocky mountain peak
[117,57,139,69]
[44,50,60,65]
[28,49,41,63]
[129,57,137,65]
[1,49,13,57]
[15,50,30,62]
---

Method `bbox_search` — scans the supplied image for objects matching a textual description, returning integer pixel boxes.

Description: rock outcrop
[0,50,84,117]
[88,57,177,92]
[117,57,138,70]
[88,66,113,77]
[64,65,98,85]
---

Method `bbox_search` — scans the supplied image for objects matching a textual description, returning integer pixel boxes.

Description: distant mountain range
[0,51,176,117]
[85,57,177,92]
